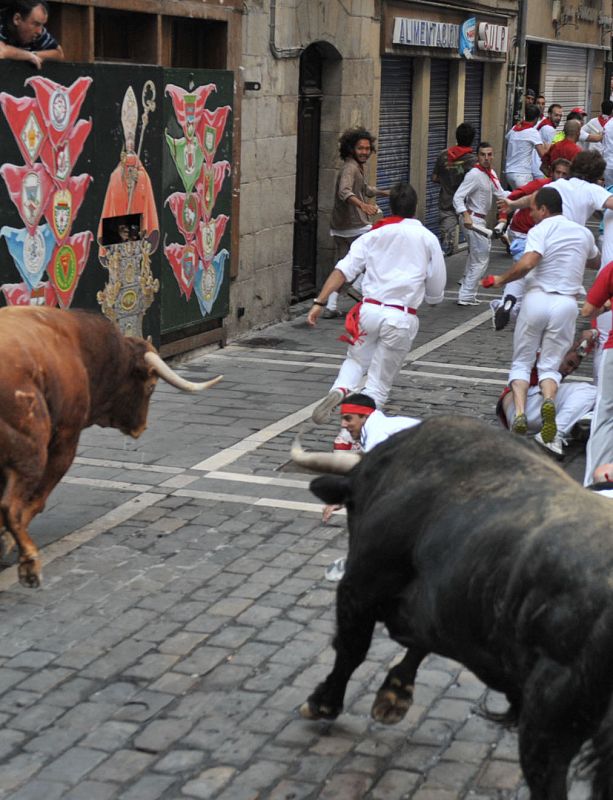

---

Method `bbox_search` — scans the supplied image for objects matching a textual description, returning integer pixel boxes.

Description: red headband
[341,403,375,416]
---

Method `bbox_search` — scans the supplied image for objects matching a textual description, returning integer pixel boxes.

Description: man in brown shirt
[324,127,388,317]
[431,122,476,256]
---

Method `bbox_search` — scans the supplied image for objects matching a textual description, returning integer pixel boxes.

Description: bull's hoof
[299,699,341,721]
[371,680,414,725]
[18,560,41,589]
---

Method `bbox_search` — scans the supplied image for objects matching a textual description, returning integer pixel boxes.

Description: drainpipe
[269,0,302,59]
[514,0,527,123]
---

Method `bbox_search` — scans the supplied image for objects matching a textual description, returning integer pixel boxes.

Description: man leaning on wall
[0,0,63,70]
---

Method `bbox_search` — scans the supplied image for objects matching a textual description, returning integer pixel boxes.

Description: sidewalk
[0,239,594,799]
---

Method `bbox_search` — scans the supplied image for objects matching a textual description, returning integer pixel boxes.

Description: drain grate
[239,337,285,348]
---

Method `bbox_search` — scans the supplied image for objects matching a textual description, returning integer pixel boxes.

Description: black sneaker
[493,294,517,331]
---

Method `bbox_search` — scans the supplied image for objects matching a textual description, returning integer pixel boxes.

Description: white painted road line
[190,401,320,471]
[0,493,162,591]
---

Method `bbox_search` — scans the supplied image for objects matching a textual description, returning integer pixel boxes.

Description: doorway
[292,45,323,300]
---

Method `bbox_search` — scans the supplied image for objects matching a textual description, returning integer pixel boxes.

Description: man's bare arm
[491,251,541,288]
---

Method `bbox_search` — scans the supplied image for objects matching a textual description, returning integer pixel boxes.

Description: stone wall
[230,0,381,337]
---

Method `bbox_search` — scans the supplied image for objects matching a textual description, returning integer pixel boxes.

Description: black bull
[299,416,613,800]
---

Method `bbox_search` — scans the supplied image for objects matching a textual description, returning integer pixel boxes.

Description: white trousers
[490,231,527,318]
[332,302,418,408]
[504,382,596,436]
[584,348,613,485]
[506,172,533,190]
[459,223,491,301]
[509,290,578,385]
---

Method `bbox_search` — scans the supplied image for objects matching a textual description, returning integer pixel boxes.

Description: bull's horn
[291,437,361,474]
[144,351,223,392]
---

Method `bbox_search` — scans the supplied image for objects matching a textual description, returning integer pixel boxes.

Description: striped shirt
[0,19,58,51]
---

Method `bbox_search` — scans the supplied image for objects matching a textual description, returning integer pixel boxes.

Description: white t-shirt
[505,126,542,175]
[361,410,421,452]
[532,122,558,177]
[551,177,612,224]
[603,121,613,167]
[523,214,599,295]
[337,218,447,308]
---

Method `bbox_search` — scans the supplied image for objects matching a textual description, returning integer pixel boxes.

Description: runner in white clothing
[532,103,563,178]
[453,141,508,305]
[307,182,446,423]
[484,186,600,443]
[321,393,421,579]
[503,151,613,224]
[581,100,613,154]
[505,105,548,188]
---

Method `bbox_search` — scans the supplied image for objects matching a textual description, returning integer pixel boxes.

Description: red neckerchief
[475,164,501,191]
[537,118,554,130]
[512,120,535,132]
[447,145,472,162]
[371,215,404,230]
[599,115,612,128]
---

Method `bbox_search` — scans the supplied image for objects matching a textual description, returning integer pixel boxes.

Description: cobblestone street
[0,241,595,799]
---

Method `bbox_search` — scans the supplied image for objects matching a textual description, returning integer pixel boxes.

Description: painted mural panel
[0,71,94,310]
[161,68,233,335]
[0,63,233,345]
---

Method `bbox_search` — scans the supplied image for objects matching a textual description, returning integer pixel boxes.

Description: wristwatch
[312,299,326,307]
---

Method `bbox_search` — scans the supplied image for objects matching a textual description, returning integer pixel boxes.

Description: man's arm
[491,250,541,288]
[0,40,63,67]
[307,269,347,327]
[453,170,477,228]
[424,243,447,304]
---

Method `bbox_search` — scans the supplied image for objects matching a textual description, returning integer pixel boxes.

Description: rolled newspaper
[471,222,493,239]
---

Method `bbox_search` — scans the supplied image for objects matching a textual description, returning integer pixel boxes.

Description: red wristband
[481,275,495,288]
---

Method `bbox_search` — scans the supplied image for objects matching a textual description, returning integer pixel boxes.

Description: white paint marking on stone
[73,457,184,474]
[190,402,320,471]
[172,488,328,515]
[205,471,311,489]
[62,477,153,492]
[0,492,161,591]
[159,474,202,489]
[406,310,492,360]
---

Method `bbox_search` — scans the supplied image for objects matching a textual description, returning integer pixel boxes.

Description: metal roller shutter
[425,59,450,234]
[376,56,413,216]
[464,61,483,146]
[544,45,588,114]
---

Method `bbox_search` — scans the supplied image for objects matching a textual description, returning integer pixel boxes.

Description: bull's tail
[586,693,613,800]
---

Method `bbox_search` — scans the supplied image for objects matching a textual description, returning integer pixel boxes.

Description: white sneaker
[312,388,346,424]
[534,431,564,458]
[325,557,346,582]
[457,298,481,306]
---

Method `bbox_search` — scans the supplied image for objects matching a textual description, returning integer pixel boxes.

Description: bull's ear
[310,475,352,505]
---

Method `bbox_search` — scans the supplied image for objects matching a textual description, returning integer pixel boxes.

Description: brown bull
[0,306,221,588]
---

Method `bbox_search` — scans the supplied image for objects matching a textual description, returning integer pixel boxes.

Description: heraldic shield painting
[0,73,94,309]
[162,69,233,335]
[0,63,233,345]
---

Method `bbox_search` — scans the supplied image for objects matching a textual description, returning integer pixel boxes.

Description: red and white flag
[47,230,93,309]
[0,92,46,165]
[0,163,54,235]
[39,117,92,186]
[1,281,58,307]
[44,174,92,244]
[25,76,92,148]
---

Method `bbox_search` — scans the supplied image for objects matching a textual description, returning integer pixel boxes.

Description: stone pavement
[0,239,596,799]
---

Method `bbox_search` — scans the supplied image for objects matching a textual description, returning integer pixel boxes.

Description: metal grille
[425,59,450,234]
[376,56,413,216]
[544,45,589,115]
[464,61,484,147]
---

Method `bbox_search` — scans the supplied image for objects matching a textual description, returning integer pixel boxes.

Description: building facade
[3,0,610,349]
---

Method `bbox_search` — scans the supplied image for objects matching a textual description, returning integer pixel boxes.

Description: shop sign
[459,17,476,59]
[477,22,509,53]
[392,17,459,48]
